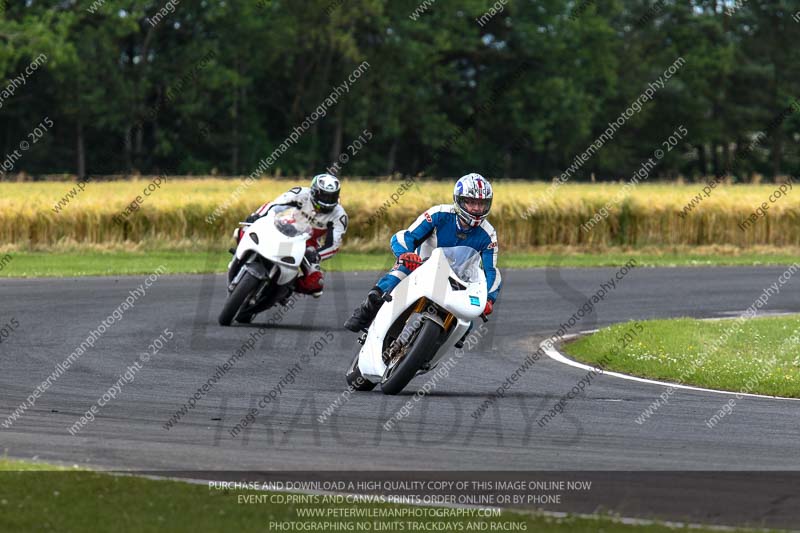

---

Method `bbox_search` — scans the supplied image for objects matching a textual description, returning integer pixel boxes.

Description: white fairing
[357,247,487,381]
[233,207,310,286]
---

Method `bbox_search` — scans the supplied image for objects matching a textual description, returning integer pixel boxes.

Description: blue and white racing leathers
[376,204,502,303]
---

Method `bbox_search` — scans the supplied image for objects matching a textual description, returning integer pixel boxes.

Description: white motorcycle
[346,246,488,395]
[218,207,312,326]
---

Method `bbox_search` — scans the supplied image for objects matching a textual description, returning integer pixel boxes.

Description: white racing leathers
[251,186,348,260]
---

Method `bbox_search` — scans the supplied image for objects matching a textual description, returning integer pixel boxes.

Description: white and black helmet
[310,173,340,213]
[453,173,493,228]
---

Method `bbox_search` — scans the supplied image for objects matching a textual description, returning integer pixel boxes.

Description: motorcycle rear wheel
[345,352,377,391]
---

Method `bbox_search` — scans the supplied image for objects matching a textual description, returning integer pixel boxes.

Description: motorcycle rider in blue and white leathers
[344,173,501,333]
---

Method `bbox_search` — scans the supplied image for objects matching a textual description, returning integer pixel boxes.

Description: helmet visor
[457,196,492,218]
[312,188,339,211]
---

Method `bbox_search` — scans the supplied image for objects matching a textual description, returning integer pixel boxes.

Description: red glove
[397,252,423,271]
[483,300,494,316]
[296,270,324,294]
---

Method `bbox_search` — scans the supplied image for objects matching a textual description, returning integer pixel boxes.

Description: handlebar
[480,313,488,323]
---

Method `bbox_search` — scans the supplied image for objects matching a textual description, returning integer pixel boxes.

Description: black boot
[344,287,385,332]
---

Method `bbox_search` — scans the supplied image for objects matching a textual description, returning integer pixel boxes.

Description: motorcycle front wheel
[218,271,261,326]
[380,319,442,395]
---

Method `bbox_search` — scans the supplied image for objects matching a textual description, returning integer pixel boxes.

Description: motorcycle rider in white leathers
[230,173,348,297]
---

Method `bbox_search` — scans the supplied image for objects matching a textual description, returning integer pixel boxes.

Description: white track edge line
[544,333,800,401]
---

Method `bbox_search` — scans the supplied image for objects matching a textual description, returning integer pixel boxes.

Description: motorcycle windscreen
[440,246,482,283]
[272,206,312,237]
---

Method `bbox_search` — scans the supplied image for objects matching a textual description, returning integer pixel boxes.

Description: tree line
[0,0,798,181]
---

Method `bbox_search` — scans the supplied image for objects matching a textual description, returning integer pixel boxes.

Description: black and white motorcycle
[218,207,311,326]
[346,246,488,395]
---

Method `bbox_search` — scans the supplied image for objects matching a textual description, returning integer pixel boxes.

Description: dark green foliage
[1,0,798,181]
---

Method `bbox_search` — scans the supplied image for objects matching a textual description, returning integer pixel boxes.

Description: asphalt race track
[2,266,800,528]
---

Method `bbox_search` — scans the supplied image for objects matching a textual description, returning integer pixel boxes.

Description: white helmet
[453,173,493,228]
[310,173,340,213]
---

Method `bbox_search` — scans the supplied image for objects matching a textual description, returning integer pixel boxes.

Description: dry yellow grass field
[2,177,799,251]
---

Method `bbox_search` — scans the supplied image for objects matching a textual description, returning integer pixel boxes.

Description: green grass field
[564,315,800,397]
[1,248,800,277]
[0,459,776,533]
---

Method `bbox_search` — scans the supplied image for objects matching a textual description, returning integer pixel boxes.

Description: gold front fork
[414,297,455,331]
[412,298,428,313]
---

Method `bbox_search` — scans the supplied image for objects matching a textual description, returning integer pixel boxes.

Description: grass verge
[564,315,800,397]
[0,459,772,533]
[2,248,800,277]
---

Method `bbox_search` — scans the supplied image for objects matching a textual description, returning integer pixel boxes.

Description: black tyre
[380,319,442,395]
[236,312,255,324]
[345,353,377,391]
[218,271,261,326]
